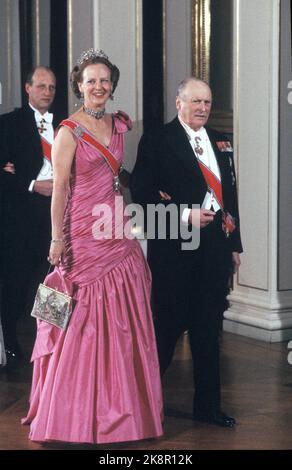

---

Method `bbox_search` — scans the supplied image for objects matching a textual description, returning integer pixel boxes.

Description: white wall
[0,0,21,114]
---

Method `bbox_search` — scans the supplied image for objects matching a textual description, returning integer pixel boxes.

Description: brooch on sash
[113,174,121,192]
[60,120,122,193]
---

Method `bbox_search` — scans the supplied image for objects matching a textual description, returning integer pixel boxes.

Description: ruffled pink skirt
[22,247,163,444]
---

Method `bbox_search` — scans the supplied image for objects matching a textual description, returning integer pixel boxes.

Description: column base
[223,290,292,342]
[223,318,292,343]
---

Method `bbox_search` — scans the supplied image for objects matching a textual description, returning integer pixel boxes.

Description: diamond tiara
[77,48,109,67]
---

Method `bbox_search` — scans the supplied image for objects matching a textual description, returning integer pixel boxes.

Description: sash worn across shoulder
[196,159,223,209]
[61,119,121,192]
[40,136,52,162]
[196,157,236,238]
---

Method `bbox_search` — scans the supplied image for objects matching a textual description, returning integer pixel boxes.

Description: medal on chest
[194,136,204,155]
[38,118,47,134]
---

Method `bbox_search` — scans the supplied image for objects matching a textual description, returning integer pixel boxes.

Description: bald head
[176,77,210,99]
[176,78,212,131]
[25,66,56,114]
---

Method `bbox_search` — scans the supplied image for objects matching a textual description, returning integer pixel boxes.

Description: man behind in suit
[0,66,56,368]
[130,78,243,427]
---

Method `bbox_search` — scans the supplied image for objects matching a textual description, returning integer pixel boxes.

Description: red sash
[197,158,236,237]
[61,119,119,177]
[40,136,52,162]
[197,159,224,209]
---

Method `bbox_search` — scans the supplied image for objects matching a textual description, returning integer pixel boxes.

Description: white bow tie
[35,111,53,124]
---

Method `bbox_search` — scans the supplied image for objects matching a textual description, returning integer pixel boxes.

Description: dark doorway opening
[50,0,68,124]
[19,0,33,105]
[142,0,164,132]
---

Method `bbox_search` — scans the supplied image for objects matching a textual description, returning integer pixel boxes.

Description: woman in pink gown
[22,49,163,444]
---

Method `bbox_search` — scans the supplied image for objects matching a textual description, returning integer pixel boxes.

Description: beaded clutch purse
[31,267,73,330]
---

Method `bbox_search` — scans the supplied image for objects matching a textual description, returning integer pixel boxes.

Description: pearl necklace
[83,105,105,119]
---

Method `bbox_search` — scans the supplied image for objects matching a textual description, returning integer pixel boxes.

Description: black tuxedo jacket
[0,105,57,327]
[0,104,57,247]
[0,104,57,199]
[130,117,243,269]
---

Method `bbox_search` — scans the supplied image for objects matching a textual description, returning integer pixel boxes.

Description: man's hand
[188,208,216,228]
[159,190,172,201]
[232,252,241,273]
[33,179,53,197]
[3,162,15,174]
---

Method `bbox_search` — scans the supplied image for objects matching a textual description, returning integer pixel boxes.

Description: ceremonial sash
[40,136,52,162]
[196,157,236,237]
[196,159,224,209]
[61,119,120,177]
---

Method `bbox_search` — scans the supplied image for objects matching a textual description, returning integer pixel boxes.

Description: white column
[224,0,292,342]
[279,0,292,291]
[0,0,21,114]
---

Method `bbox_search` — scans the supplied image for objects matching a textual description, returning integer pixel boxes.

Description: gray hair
[176,77,210,98]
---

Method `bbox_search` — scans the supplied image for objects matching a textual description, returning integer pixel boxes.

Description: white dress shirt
[28,103,54,192]
[178,117,221,225]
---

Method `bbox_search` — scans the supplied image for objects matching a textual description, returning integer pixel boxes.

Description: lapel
[22,104,45,169]
[165,118,234,207]
[16,104,43,179]
[165,117,207,189]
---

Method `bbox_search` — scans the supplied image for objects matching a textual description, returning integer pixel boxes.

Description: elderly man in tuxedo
[0,66,56,368]
[130,77,243,427]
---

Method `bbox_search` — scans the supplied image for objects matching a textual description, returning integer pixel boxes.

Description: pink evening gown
[22,112,163,444]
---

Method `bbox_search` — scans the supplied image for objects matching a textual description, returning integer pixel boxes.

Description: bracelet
[51,239,64,243]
